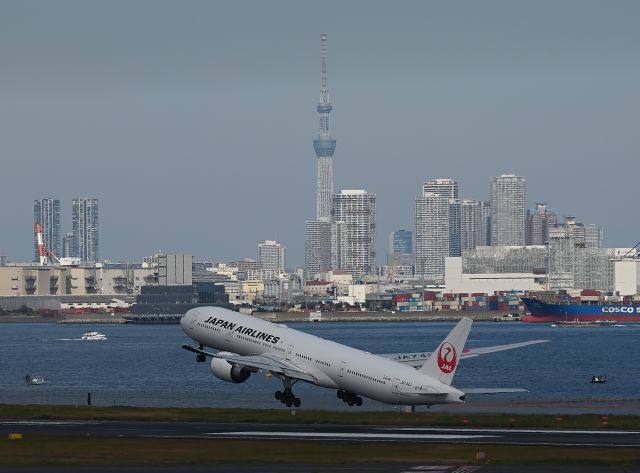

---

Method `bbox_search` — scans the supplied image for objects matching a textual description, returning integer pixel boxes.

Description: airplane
[180,306,547,408]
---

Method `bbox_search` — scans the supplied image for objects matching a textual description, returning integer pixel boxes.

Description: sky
[1,1,639,267]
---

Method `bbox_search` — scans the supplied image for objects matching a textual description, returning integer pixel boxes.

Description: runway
[2,419,640,447]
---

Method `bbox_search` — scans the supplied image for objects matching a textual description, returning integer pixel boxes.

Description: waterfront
[1,320,638,413]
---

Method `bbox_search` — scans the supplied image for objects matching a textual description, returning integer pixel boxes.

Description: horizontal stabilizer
[182,344,217,358]
[461,387,527,394]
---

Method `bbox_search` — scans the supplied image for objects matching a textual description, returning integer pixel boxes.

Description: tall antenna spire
[313,33,336,221]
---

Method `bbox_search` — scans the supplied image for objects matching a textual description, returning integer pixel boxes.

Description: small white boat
[25,374,47,385]
[81,331,107,341]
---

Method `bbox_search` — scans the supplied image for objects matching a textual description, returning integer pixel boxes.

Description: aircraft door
[286,344,294,360]
[392,378,401,394]
[338,361,346,378]
[225,329,233,344]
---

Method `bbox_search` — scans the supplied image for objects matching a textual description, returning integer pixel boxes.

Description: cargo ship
[521,297,640,323]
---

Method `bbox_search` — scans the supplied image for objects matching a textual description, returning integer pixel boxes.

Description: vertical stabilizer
[419,317,472,385]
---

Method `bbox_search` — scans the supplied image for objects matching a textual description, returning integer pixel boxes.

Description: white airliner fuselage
[182,307,479,407]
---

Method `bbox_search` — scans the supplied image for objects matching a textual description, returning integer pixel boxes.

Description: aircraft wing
[181,344,317,383]
[380,339,549,368]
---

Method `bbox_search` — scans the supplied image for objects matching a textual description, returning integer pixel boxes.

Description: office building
[490,174,525,246]
[388,229,413,266]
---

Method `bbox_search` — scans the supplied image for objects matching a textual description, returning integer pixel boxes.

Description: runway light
[8,433,22,440]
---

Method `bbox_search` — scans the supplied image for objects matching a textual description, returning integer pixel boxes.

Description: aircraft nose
[180,310,196,333]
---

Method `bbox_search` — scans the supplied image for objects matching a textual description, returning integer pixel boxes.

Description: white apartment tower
[257,240,285,272]
[490,174,525,246]
[415,192,449,280]
[331,190,376,279]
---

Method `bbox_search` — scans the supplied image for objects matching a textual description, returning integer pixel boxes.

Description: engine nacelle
[210,353,251,384]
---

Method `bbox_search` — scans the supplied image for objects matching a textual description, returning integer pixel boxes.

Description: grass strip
[0,404,637,429]
[1,437,640,467]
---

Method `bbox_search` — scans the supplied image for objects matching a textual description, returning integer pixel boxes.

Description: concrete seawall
[0,310,520,324]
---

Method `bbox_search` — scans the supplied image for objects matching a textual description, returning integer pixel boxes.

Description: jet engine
[210,353,251,384]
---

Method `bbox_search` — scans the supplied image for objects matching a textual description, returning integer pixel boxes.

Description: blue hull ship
[521,297,640,323]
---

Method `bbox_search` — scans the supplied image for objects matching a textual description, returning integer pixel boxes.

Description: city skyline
[1,1,639,264]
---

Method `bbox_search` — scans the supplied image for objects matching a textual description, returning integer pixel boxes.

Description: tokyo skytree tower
[312,34,336,222]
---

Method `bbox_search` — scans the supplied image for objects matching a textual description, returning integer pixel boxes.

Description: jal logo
[437,342,457,374]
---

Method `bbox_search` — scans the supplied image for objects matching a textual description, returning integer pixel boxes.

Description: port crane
[35,222,60,266]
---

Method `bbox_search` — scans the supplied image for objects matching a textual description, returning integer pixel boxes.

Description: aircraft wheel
[347,399,354,406]
[285,399,293,407]
[355,397,363,406]
[293,397,301,408]
[275,391,282,400]
[196,354,206,363]
[337,389,345,400]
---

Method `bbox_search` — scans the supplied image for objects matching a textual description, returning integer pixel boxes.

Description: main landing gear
[337,389,363,406]
[275,388,301,408]
[275,377,301,408]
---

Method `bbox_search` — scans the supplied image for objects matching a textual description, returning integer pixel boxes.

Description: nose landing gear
[195,345,206,363]
[337,389,363,406]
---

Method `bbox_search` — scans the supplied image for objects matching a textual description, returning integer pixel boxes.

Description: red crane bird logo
[436,342,457,374]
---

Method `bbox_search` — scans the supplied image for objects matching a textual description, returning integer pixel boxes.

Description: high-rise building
[449,199,461,257]
[72,197,99,263]
[33,198,61,262]
[62,232,75,258]
[481,201,491,246]
[257,240,285,272]
[313,34,336,222]
[460,199,484,252]
[422,178,459,200]
[420,179,460,258]
[304,220,332,279]
[415,192,449,280]
[490,174,525,246]
[526,202,558,245]
[331,190,376,279]
[305,34,338,279]
[331,221,347,271]
[388,229,413,266]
